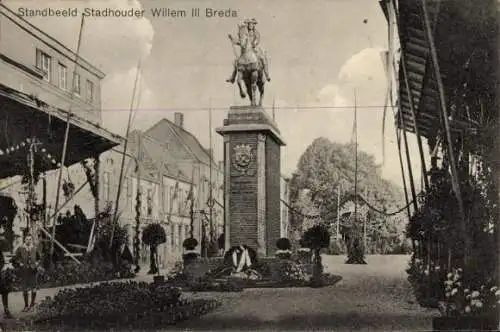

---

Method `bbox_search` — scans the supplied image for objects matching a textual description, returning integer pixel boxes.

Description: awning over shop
[0,83,124,179]
[395,0,496,140]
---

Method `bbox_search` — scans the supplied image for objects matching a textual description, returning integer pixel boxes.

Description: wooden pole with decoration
[49,14,85,265]
[188,167,195,238]
[110,60,141,249]
[133,133,142,272]
[208,98,215,252]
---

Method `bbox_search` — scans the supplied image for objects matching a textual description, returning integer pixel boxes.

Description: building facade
[98,130,195,269]
[0,4,119,246]
[0,4,104,125]
[143,113,224,253]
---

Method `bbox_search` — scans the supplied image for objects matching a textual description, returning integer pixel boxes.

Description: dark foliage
[345,238,367,264]
[142,223,167,275]
[301,224,331,285]
[34,281,221,329]
[217,233,225,250]
[142,223,167,247]
[301,224,330,250]
[0,194,17,252]
[183,238,199,250]
[290,138,408,254]
[276,238,291,250]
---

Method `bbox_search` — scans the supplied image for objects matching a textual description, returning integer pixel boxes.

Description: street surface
[3,255,438,331]
[176,255,438,331]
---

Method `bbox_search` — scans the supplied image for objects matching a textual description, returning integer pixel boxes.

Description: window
[86,79,94,102]
[36,50,51,81]
[73,73,81,95]
[163,184,170,214]
[170,224,176,248]
[169,187,175,213]
[58,63,67,90]
[177,190,183,214]
[177,224,182,247]
[127,177,132,197]
[103,172,110,201]
[123,179,128,205]
[146,188,153,217]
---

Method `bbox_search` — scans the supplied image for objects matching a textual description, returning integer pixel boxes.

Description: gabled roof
[145,118,217,168]
[162,162,191,183]
[123,130,191,184]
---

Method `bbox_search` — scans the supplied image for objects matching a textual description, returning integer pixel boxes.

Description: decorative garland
[0,138,61,167]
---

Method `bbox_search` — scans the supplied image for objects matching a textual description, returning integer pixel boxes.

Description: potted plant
[297,238,312,264]
[141,223,166,283]
[301,224,330,287]
[275,238,292,259]
[182,238,200,263]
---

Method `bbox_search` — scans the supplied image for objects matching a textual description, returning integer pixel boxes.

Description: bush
[252,260,271,277]
[269,260,310,285]
[11,259,134,291]
[142,223,167,247]
[328,240,346,255]
[276,238,291,250]
[142,223,167,274]
[301,224,330,251]
[183,238,198,250]
[34,281,220,329]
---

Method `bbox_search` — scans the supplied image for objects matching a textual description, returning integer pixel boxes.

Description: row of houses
[0,4,291,268]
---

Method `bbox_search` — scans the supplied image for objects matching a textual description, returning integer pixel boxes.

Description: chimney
[174,112,184,128]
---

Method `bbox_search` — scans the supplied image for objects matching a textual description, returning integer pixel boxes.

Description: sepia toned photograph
[0,0,498,330]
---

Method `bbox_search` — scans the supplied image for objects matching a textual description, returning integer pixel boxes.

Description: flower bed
[10,260,134,291]
[164,257,339,290]
[189,277,245,292]
[33,281,220,330]
[406,257,444,308]
[440,268,500,317]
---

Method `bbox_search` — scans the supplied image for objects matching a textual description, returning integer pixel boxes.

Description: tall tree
[290,138,407,254]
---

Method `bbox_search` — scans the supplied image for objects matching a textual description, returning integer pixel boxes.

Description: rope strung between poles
[280,195,414,219]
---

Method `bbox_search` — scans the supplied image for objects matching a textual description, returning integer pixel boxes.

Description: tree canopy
[290,138,409,254]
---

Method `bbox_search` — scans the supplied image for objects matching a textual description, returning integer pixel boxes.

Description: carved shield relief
[232,144,255,176]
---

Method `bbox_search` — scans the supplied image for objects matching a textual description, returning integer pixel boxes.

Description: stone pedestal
[216,106,285,256]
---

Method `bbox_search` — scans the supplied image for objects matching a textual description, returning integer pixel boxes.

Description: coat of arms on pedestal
[232,144,254,176]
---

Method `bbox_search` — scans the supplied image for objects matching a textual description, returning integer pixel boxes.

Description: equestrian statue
[226,18,271,106]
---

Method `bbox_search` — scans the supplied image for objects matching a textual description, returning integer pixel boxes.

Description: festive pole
[110,60,141,248]
[49,14,85,265]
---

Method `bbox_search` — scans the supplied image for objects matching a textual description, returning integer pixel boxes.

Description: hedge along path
[12,268,168,308]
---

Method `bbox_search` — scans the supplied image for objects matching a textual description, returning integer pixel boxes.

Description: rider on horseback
[226,18,271,83]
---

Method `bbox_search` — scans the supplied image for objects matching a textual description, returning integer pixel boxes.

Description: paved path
[174,255,438,331]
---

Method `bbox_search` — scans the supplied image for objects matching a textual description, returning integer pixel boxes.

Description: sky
[4,0,428,188]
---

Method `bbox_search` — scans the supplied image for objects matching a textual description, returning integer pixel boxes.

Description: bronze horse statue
[229,24,266,106]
